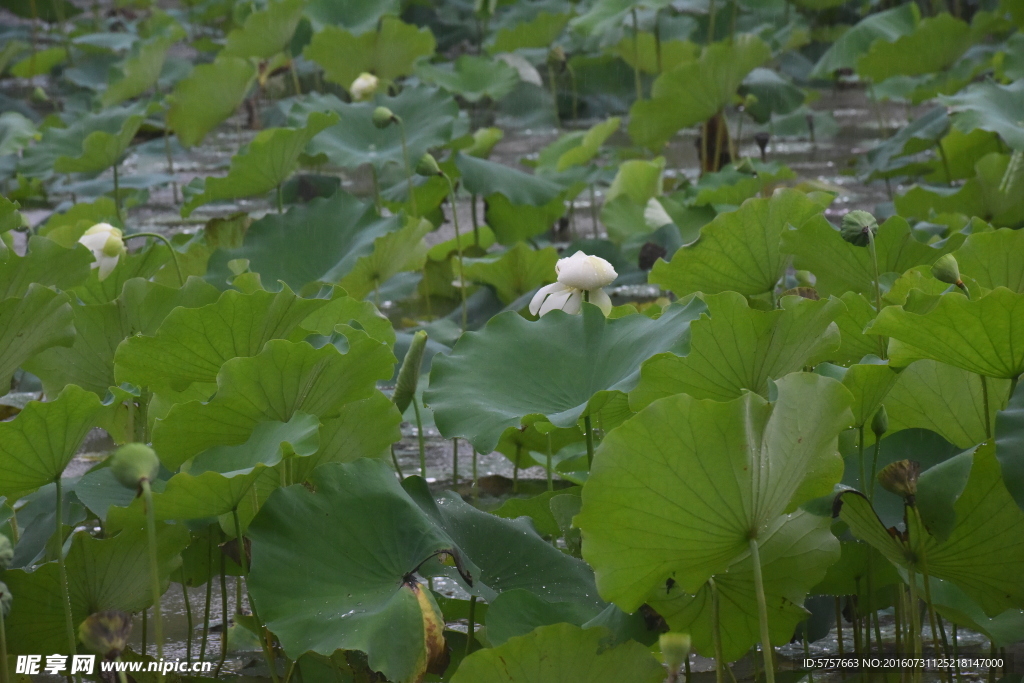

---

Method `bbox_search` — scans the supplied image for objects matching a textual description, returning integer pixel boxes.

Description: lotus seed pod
[109,443,160,491]
[0,533,12,570]
[931,253,963,287]
[840,210,878,247]
[871,405,889,438]
[660,632,691,674]
[78,610,132,659]
[877,459,920,500]
[415,153,442,177]
[372,106,397,129]
[393,331,428,414]
[0,581,10,619]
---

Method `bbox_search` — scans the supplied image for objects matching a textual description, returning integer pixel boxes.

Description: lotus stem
[391,445,405,479]
[566,62,579,121]
[1,597,9,683]
[215,544,228,677]
[981,375,992,440]
[276,184,283,214]
[707,0,717,44]
[589,185,599,239]
[584,415,595,469]
[181,581,193,663]
[142,608,147,656]
[631,8,643,102]
[443,174,468,331]
[163,126,179,204]
[452,438,459,485]
[869,437,882,502]
[112,164,123,224]
[710,578,725,683]
[470,194,479,246]
[953,624,963,683]
[684,654,691,683]
[908,568,922,660]
[938,616,954,683]
[835,597,845,656]
[141,480,165,681]
[547,63,560,129]
[370,166,382,213]
[233,508,280,683]
[546,433,554,492]
[123,232,184,286]
[936,139,953,186]
[472,449,478,499]
[893,586,902,652]
[413,397,427,478]
[866,228,886,359]
[749,538,776,683]
[465,595,477,658]
[200,538,213,662]
[398,120,418,217]
[803,629,813,683]
[513,443,521,494]
[54,477,80,681]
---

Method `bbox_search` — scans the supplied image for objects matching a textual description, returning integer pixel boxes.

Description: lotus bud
[415,153,442,177]
[660,632,691,675]
[372,106,398,130]
[109,443,160,492]
[840,210,878,247]
[547,46,566,67]
[0,581,10,619]
[78,611,132,660]
[932,253,965,289]
[877,459,920,501]
[393,331,428,414]
[349,72,379,102]
[870,405,888,438]
[0,533,12,570]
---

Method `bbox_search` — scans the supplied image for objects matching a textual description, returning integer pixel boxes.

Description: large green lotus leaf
[896,153,1024,228]
[20,103,148,176]
[856,14,971,82]
[647,510,839,662]
[26,277,219,396]
[455,153,563,207]
[866,287,1024,378]
[9,46,66,78]
[304,0,398,32]
[628,35,771,150]
[223,0,305,59]
[416,55,519,103]
[884,360,1008,448]
[70,241,174,305]
[859,107,950,182]
[687,161,798,208]
[181,111,338,216]
[953,228,1024,293]
[167,56,257,148]
[114,286,330,391]
[577,372,852,610]
[3,523,189,655]
[550,117,620,173]
[152,337,394,469]
[837,444,1024,616]
[296,391,402,473]
[812,540,901,602]
[809,3,919,79]
[460,243,558,305]
[631,293,842,409]
[608,34,700,75]
[304,17,436,88]
[451,623,664,683]
[0,386,103,500]
[488,11,571,53]
[780,214,962,298]
[291,87,459,173]
[338,216,431,300]
[204,191,403,292]
[605,158,664,206]
[929,577,1024,649]
[0,284,74,395]
[837,360,899,428]
[0,0,79,22]
[101,31,181,106]
[739,68,805,124]
[484,589,600,647]
[940,80,1024,151]
[0,236,91,299]
[425,300,705,454]
[0,194,24,231]
[996,381,1024,511]
[487,193,567,246]
[650,188,822,298]
[187,412,320,475]
[569,0,674,38]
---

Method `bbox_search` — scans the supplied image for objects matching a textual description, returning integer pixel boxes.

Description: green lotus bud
[415,153,442,177]
[840,210,878,247]
[0,533,12,570]
[393,331,428,414]
[547,45,566,66]
[108,443,160,491]
[877,459,920,501]
[931,253,964,288]
[871,405,888,438]
[372,106,398,129]
[0,581,10,620]
[78,610,132,659]
[660,632,691,674]
[31,86,49,103]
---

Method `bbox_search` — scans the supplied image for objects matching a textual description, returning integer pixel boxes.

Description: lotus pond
[2,0,1024,681]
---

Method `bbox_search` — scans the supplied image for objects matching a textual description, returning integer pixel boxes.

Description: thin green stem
[215,544,228,678]
[370,166,382,213]
[0,601,9,683]
[112,164,123,224]
[908,568,922,659]
[513,443,521,494]
[200,537,213,662]
[54,478,80,681]
[547,63,560,129]
[233,508,280,683]
[584,415,595,470]
[470,194,479,246]
[182,581,193,663]
[276,184,283,214]
[398,121,418,217]
[444,175,468,331]
[981,374,992,440]
[546,433,553,492]
[465,596,477,658]
[142,608,147,656]
[631,8,643,102]
[413,397,427,478]
[123,232,184,286]
[866,229,886,359]
[835,597,845,656]
[937,140,953,186]
[710,578,725,683]
[452,438,459,485]
[472,449,478,498]
[858,425,867,493]
[869,437,882,502]
[391,445,405,479]
[141,480,165,681]
[707,0,717,43]
[749,538,776,683]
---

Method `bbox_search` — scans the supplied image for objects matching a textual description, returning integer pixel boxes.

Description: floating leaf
[577,372,852,611]
[426,300,705,453]
[0,285,74,396]
[632,293,841,408]
[167,56,257,148]
[304,17,436,89]
[651,189,823,298]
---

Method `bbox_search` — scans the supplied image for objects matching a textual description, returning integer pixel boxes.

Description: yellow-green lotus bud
[931,253,964,288]
[109,443,160,491]
[878,459,919,501]
[78,610,132,659]
[372,106,398,129]
[0,533,12,570]
[0,581,10,619]
[660,632,691,674]
[840,210,878,247]
[871,405,888,438]
[416,153,442,177]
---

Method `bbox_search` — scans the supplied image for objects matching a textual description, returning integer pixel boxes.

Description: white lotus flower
[78,222,125,281]
[529,251,617,317]
[644,198,674,229]
[350,72,379,101]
